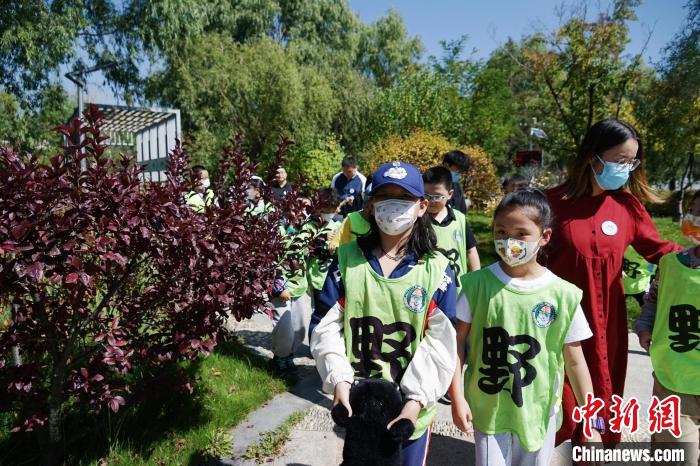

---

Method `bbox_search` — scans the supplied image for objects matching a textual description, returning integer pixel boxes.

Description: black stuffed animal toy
[331,378,415,466]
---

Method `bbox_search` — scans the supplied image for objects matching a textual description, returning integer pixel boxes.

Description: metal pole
[65,63,116,172]
[77,80,87,171]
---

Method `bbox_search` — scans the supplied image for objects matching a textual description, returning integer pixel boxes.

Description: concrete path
[222,301,655,466]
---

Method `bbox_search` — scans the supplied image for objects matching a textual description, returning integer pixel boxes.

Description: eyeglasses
[597,154,641,172]
[425,193,447,201]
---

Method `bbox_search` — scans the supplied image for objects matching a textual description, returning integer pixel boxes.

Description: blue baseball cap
[371,161,424,198]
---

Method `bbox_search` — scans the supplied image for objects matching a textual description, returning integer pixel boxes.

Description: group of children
[241,157,699,466]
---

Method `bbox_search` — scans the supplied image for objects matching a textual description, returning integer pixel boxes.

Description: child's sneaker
[272,354,297,375]
[283,355,298,372]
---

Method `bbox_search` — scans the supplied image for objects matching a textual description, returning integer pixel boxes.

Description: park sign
[68,104,181,182]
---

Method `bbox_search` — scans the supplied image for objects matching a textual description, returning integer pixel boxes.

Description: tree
[519,0,646,157]
[150,36,339,168]
[355,9,423,88]
[635,0,699,202]
[0,107,293,463]
[0,85,72,158]
[364,67,467,146]
[465,40,536,172]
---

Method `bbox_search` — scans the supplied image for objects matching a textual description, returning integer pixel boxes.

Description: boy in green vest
[270,198,315,376]
[450,189,600,465]
[328,205,371,254]
[244,176,273,216]
[306,189,343,313]
[185,165,217,213]
[634,190,700,465]
[423,166,480,283]
[622,246,656,306]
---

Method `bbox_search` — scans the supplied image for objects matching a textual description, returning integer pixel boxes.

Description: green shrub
[288,136,345,194]
[365,129,501,210]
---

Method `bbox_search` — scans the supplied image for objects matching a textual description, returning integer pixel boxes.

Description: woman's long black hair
[357,206,437,259]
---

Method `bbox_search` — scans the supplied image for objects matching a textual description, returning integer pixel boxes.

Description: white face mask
[246,188,258,201]
[494,237,541,267]
[200,178,211,189]
[373,199,418,236]
[320,213,335,223]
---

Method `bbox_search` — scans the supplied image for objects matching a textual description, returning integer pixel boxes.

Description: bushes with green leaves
[287,136,345,193]
[365,129,500,210]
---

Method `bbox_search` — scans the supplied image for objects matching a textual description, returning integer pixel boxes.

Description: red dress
[545,186,680,446]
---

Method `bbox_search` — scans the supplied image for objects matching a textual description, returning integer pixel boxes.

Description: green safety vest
[622,247,656,295]
[649,252,700,395]
[460,268,581,451]
[281,221,316,298]
[338,242,449,440]
[307,220,341,291]
[244,201,273,217]
[432,209,469,287]
[185,189,215,213]
[348,211,370,237]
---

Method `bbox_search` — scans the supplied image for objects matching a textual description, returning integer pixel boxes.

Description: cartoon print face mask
[494,237,541,267]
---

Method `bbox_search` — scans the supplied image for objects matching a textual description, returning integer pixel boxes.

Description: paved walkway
[222,299,654,465]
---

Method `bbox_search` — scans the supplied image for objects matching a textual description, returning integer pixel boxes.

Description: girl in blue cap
[310,161,458,466]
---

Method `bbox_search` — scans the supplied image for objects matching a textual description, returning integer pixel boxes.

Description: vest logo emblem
[532,302,557,328]
[453,228,462,245]
[403,285,427,313]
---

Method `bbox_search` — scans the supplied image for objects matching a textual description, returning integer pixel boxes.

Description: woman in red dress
[546,119,681,447]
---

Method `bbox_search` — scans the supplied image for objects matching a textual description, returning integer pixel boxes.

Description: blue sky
[349,0,687,62]
[70,1,688,106]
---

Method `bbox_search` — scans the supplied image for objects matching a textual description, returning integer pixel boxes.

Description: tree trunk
[11,304,22,366]
[678,152,695,221]
[39,355,69,465]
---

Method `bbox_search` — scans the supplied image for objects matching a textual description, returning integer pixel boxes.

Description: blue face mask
[451,171,462,183]
[592,155,630,191]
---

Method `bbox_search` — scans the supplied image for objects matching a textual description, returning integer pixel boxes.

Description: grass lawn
[467,213,693,329]
[0,340,288,465]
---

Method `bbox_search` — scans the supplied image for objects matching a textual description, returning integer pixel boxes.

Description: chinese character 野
[347,316,415,381]
[477,326,541,407]
[648,395,681,438]
[623,257,641,279]
[609,395,640,434]
[572,393,605,438]
[436,246,462,278]
[668,304,700,353]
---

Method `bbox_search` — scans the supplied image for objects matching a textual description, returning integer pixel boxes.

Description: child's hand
[387,399,421,429]
[584,429,603,444]
[637,331,651,352]
[451,397,473,433]
[333,381,352,417]
[279,290,292,302]
[328,242,338,255]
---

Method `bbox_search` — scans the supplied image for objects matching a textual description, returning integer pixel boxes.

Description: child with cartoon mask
[450,189,601,466]
[634,189,700,466]
[310,161,458,466]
